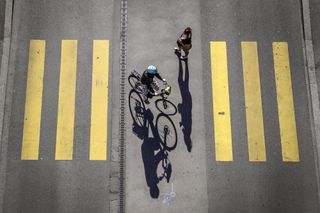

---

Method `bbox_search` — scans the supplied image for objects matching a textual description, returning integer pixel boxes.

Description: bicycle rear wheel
[155,99,177,116]
[128,75,143,93]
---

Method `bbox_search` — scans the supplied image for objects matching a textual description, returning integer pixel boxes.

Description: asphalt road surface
[1,0,117,212]
[1,0,319,213]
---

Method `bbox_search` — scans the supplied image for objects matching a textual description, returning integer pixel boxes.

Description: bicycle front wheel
[155,99,177,116]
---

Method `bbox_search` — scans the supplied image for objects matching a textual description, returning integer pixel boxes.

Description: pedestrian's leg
[175,41,181,53]
[181,47,189,60]
[182,46,189,57]
[184,48,189,57]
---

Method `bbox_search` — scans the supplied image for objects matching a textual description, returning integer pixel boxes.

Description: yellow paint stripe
[241,42,266,161]
[55,40,77,160]
[90,40,109,160]
[273,42,299,162]
[210,42,233,161]
[21,40,46,160]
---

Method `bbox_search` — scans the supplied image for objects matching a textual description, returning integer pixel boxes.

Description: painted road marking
[273,42,300,162]
[21,40,111,161]
[241,42,266,162]
[21,40,46,160]
[90,40,109,160]
[55,40,78,160]
[210,41,233,161]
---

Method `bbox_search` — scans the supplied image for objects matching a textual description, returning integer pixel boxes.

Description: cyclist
[141,65,167,104]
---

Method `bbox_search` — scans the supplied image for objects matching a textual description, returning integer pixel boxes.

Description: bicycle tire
[155,99,177,116]
[128,75,143,93]
[155,113,177,151]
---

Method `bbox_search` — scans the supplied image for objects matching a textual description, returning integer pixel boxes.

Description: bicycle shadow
[128,90,177,199]
[175,52,193,152]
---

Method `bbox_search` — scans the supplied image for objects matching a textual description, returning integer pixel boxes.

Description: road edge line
[301,0,320,208]
[0,0,13,212]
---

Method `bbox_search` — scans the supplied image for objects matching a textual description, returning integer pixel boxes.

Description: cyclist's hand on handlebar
[162,79,167,85]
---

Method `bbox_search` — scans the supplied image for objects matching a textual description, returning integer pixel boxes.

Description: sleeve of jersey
[155,73,163,80]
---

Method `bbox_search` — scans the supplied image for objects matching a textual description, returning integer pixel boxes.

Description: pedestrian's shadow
[128,90,176,199]
[175,52,193,152]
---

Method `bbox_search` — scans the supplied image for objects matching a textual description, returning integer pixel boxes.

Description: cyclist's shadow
[175,52,192,152]
[129,90,173,199]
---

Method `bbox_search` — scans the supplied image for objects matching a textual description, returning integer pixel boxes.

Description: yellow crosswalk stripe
[241,42,266,161]
[90,40,109,160]
[210,41,233,161]
[21,40,46,160]
[273,42,300,162]
[55,40,78,160]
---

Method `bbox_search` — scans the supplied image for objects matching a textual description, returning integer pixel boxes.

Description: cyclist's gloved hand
[162,79,167,85]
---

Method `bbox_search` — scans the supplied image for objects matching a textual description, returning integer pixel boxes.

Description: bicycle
[128,70,177,116]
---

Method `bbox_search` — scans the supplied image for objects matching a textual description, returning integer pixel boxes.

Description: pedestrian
[174,27,192,60]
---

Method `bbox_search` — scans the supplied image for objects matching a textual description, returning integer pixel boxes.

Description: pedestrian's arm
[177,33,185,45]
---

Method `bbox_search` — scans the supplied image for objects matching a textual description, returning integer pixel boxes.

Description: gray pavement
[302,0,320,206]
[0,0,4,59]
[125,0,319,212]
[0,0,13,211]
[202,0,318,212]
[310,0,320,101]
[126,0,208,212]
[1,0,116,212]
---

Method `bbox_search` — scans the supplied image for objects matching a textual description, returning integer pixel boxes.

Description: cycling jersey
[141,70,163,86]
[141,70,163,97]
